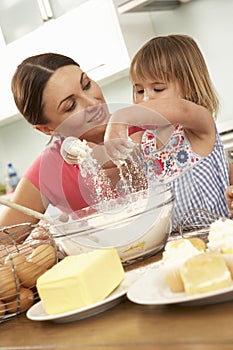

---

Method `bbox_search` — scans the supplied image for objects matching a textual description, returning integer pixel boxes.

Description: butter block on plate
[180,252,232,296]
[36,248,124,315]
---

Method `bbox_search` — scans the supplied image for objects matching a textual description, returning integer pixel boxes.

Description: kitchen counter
[1,253,233,350]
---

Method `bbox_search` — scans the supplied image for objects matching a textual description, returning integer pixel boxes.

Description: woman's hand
[28,222,50,244]
[28,222,67,260]
[60,137,93,165]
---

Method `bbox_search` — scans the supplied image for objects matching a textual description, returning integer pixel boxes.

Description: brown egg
[7,287,34,314]
[4,253,26,270]
[16,261,46,288]
[0,266,18,301]
[28,244,57,270]
[0,299,6,317]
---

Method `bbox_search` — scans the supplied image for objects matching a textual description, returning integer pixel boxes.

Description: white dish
[127,262,233,306]
[26,268,142,323]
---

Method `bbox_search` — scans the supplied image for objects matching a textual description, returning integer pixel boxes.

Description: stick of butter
[36,248,124,315]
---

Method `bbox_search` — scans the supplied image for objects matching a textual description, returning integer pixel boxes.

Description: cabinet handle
[36,0,53,21]
[87,64,105,73]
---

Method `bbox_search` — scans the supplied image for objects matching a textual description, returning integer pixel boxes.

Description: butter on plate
[36,248,124,315]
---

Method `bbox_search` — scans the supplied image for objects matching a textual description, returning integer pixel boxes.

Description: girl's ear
[34,124,54,135]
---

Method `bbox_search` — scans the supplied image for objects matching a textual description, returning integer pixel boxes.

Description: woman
[0,52,144,240]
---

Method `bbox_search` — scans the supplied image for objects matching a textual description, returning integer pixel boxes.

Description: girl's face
[132,77,184,103]
[37,65,110,142]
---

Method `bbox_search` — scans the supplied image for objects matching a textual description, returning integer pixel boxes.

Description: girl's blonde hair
[130,34,219,119]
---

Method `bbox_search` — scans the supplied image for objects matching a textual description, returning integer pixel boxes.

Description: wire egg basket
[0,222,58,323]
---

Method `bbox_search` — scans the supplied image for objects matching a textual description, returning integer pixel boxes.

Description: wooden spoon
[0,197,98,241]
[0,197,53,223]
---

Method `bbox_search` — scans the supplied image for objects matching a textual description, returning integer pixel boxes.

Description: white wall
[149,0,233,126]
[0,118,48,183]
[0,0,233,183]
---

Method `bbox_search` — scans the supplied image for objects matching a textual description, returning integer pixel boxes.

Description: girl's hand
[104,110,136,161]
[104,104,169,161]
[104,137,136,163]
[226,185,233,217]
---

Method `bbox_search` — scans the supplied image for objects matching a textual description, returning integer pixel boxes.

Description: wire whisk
[175,207,224,243]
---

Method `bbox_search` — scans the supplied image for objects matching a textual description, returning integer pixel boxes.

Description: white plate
[127,262,233,306]
[26,268,144,323]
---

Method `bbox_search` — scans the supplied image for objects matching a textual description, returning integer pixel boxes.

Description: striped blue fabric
[142,128,230,232]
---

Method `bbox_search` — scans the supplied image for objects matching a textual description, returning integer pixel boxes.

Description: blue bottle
[7,163,19,191]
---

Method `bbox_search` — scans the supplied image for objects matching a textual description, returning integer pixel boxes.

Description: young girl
[104,34,231,232]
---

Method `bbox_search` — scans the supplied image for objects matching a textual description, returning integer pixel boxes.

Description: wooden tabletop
[1,253,233,350]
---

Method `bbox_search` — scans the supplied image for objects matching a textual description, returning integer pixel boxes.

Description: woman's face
[38,65,110,142]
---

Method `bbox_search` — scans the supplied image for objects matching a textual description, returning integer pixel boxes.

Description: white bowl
[51,186,174,264]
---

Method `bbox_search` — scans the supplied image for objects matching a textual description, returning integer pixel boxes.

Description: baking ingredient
[207,218,233,278]
[0,300,6,316]
[161,238,202,293]
[7,287,34,314]
[28,244,57,269]
[0,266,18,301]
[61,137,93,165]
[187,237,206,251]
[207,218,233,253]
[37,248,124,315]
[162,238,202,265]
[180,252,232,295]
[16,261,46,288]
[4,253,26,268]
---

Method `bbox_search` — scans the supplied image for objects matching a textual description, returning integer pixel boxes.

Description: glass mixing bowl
[50,185,174,264]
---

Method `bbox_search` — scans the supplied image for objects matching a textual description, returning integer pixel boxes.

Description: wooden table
[1,253,233,350]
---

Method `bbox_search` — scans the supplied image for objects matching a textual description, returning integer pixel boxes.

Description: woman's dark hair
[11,53,80,125]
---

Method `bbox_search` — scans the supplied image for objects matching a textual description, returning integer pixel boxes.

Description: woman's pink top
[23,139,91,213]
[23,127,141,214]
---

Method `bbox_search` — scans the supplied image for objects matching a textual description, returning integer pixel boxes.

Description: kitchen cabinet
[0,0,155,124]
[0,0,131,123]
[0,0,45,44]
[0,0,87,45]
[3,0,132,80]
[49,0,88,18]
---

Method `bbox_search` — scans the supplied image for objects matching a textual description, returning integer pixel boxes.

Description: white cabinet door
[0,50,19,122]
[0,0,45,44]
[0,0,130,122]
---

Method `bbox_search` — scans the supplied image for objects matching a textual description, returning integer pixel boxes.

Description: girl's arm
[104,98,214,159]
[106,98,213,138]
[138,98,213,134]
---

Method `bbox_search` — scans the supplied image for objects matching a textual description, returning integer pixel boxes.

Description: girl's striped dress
[141,124,230,232]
